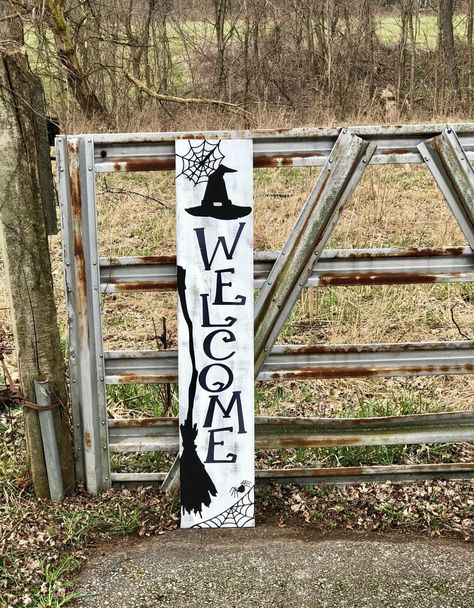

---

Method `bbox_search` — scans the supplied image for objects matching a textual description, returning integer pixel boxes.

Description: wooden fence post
[0,11,75,497]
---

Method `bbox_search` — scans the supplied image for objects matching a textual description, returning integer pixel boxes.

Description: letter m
[203,391,246,434]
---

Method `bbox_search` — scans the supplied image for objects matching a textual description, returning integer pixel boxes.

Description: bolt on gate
[56,124,474,495]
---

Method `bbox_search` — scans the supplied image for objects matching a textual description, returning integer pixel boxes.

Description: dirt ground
[76,526,474,608]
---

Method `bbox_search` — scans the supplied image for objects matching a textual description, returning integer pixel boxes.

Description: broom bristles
[180,421,217,516]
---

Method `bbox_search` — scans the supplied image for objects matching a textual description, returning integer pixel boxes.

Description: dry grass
[86,163,474,432]
[1,127,474,451]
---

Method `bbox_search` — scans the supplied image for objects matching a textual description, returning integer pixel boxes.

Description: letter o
[199,364,233,392]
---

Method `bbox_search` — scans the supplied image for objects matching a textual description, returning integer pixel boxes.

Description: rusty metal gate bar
[103,341,474,382]
[56,124,474,495]
[91,124,474,171]
[99,247,474,291]
[107,412,474,452]
[111,462,474,489]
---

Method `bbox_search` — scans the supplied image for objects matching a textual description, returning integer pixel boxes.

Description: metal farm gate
[56,124,474,495]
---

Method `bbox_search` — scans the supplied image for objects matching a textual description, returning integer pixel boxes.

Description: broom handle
[177,265,198,427]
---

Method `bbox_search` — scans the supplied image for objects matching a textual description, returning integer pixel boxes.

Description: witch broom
[177,265,217,515]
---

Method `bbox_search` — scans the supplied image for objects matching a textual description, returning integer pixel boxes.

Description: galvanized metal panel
[108,411,474,453]
[35,380,64,502]
[99,247,474,292]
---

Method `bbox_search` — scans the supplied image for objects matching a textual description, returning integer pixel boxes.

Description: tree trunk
[407,0,418,110]
[214,0,228,99]
[0,12,75,497]
[438,0,460,104]
[44,0,113,126]
[468,0,473,104]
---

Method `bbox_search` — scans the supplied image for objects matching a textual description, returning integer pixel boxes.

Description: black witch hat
[186,163,251,220]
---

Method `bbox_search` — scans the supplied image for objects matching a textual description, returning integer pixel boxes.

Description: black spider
[230,480,252,498]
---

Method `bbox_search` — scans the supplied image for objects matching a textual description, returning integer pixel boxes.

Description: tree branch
[450,303,472,340]
[124,71,251,118]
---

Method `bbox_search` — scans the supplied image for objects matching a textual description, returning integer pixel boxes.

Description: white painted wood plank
[176,139,254,528]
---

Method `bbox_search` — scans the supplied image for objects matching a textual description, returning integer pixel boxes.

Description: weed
[33,556,85,608]
[106,383,178,418]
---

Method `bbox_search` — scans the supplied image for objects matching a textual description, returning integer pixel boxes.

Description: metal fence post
[56,136,84,484]
[56,136,110,494]
[34,380,64,502]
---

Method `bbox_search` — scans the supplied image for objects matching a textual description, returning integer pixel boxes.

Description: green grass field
[377,14,468,45]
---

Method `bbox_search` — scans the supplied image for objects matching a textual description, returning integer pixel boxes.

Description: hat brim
[185,205,251,220]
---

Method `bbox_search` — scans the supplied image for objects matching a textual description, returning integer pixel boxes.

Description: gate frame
[56,124,474,494]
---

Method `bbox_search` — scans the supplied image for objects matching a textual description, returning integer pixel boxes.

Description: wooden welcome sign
[176,139,255,528]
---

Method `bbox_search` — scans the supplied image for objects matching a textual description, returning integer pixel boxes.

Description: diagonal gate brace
[418,126,474,250]
[162,129,376,497]
[254,129,376,374]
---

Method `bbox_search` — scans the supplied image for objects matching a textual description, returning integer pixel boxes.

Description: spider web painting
[176,140,225,186]
[191,486,255,529]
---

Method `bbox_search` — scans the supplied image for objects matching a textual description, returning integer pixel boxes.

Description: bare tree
[44,0,113,125]
[438,0,460,103]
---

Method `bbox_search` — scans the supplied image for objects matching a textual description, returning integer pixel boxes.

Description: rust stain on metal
[113,372,177,383]
[380,147,412,155]
[113,152,327,171]
[331,246,465,260]
[140,255,176,264]
[270,363,474,380]
[271,465,369,477]
[256,411,472,428]
[254,152,323,168]
[318,272,441,286]
[270,367,386,380]
[106,255,177,266]
[67,141,89,340]
[279,342,474,354]
[114,158,175,172]
[107,280,176,292]
[331,246,467,259]
[261,462,474,478]
[402,245,466,257]
[84,432,92,448]
[110,417,179,427]
[258,436,365,448]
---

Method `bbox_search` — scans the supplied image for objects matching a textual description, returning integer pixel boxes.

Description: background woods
[2,0,472,132]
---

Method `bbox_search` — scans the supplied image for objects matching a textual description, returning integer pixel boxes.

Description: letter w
[194,222,246,270]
